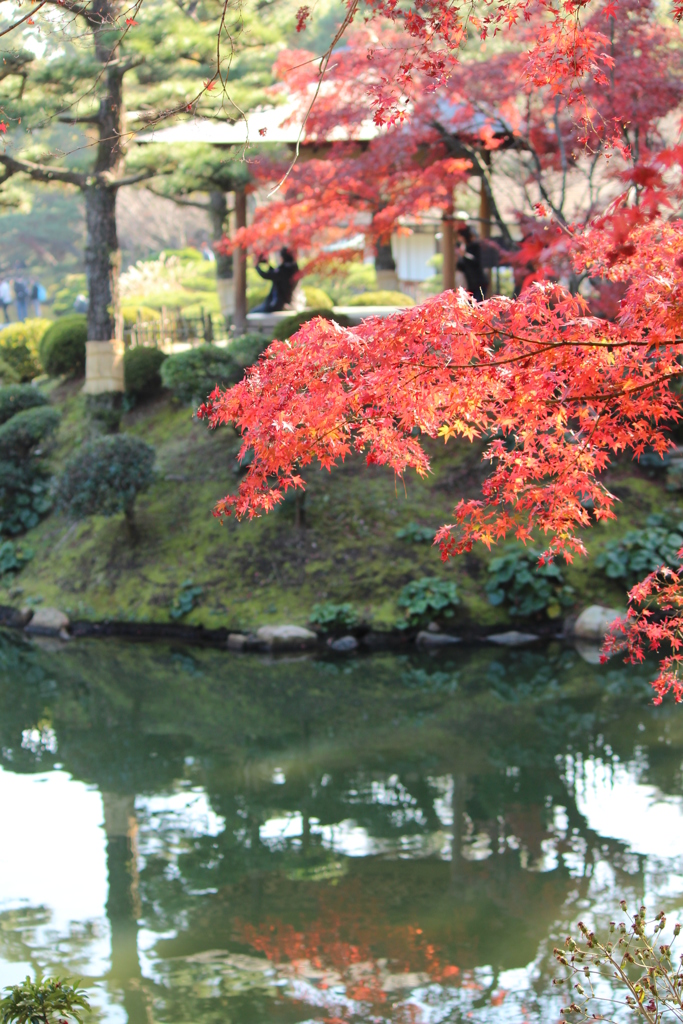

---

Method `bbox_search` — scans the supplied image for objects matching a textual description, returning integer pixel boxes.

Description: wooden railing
[124,307,228,350]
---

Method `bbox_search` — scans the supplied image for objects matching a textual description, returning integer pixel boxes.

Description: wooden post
[442,204,455,292]
[234,187,247,333]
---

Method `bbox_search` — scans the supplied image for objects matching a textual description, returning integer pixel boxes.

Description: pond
[0,633,681,1024]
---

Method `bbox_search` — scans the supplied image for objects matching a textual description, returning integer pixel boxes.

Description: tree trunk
[86,0,126,342]
[209,190,232,280]
[233,187,247,333]
[85,183,120,340]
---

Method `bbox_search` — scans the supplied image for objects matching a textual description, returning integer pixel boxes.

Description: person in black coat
[252,248,299,312]
[455,223,488,301]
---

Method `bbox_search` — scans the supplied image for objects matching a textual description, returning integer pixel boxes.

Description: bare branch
[106,167,156,187]
[0,152,86,187]
[0,0,46,39]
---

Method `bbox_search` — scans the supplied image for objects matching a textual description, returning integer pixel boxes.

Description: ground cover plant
[596,515,683,586]
[485,545,575,620]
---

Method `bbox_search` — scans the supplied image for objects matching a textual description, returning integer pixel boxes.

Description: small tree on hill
[56,434,155,538]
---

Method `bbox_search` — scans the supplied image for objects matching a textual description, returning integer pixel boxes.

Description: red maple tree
[203,1,683,701]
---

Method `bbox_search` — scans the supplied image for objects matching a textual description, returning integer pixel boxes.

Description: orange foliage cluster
[202,1,683,700]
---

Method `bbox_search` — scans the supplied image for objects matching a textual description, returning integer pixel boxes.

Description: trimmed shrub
[272,308,352,342]
[485,544,574,619]
[226,333,269,368]
[0,319,51,380]
[0,385,48,426]
[0,358,20,385]
[160,344,242,404]
[345,290,415,306]
[0,459,52,535]
[0,406,60,460]
[303,286,333,309]
[56,433,155,530]
[124,346,167,403]
[121,305,161,327]
[40,315,87,377]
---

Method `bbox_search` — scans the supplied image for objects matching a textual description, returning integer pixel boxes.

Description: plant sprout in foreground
[555,903,683,1023]
[0,978,90,1024]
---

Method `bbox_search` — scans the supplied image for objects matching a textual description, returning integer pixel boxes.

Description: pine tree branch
[0,152,86,187]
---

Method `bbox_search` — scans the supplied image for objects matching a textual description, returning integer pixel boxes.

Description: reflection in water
[0,635,681,1023]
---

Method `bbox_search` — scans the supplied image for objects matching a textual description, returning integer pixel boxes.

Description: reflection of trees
[0,633,680,1023]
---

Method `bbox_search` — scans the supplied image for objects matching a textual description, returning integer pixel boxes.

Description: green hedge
[272,308,352,342]
[0,385,48,426]
[160,339,267,404]
[124,346,167,403]
[41,315,87,377]
[0,405,60,461]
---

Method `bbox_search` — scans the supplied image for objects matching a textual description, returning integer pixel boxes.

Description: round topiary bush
[0,405,60,460]
[225,333,269,369]
[345,291,415,306]
[0,319,51,380]
[303,286,333,309]
[56,433,155,533]
[124,346,167,403]
[40,315,87,377]
[272,308,352,342]
[0,385,48,426]
[160,344,243,404]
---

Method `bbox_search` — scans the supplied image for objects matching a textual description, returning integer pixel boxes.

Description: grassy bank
[1,378,674,632]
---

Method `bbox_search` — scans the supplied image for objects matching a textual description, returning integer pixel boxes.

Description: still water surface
[0,634,682,1023]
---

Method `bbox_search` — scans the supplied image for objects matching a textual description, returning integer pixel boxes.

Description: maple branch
[106,167,157,188]
[0,0,46,38]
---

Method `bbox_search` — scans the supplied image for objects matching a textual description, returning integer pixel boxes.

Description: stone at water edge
[416,631,461,647]
[573,605,623,641]
[227,633,247,651]
[328,635,359,653]
[487,630,539,647]
[255,624,318,649]
[25,606,70,637]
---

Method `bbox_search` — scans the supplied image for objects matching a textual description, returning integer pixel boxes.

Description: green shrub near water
[40,315,87,377]
[345,290,415,307]
[272,308,352,342]
[485,544,574,619]
[0,319,51,380]
[595,514,683,583]
[56,434,155,530]
[309,601,360,632]
[124,346,167,403]
[0,404,59,536]
[397,577,460,627]
[0,385,48,426]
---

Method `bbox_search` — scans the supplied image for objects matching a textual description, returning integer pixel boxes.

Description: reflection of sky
[2,749,683,1023]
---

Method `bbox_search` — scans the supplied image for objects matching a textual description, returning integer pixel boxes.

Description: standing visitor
[454,217,488,301]
[30,280,46,316]
[252,248,299,313]
[0,279,11,323]
[13,277,28,321]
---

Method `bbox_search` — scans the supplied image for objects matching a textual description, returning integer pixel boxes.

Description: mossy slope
[3,383,676,632]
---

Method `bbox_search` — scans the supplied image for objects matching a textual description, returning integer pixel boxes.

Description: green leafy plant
[0,976,90,1024]
[485,544,574,619]
[0,320,50,380]
[169,579,203,620]
[0,386,48,426]
[272,309,352,342]
[309,601,360,632]
[303,286,333,309]
[345,290,415,307]
[160,344,243,404]
[40,316,87,377]
[0,540,33,576]
[0,461,52,536]
[596,514,683,584]
[397,576,460,627]
[395,521,436,543]
[0,407,60,461]
[56,434,155,534]
[553,903,683,1023]
[225,333,269,369]
[124,346,167,404]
